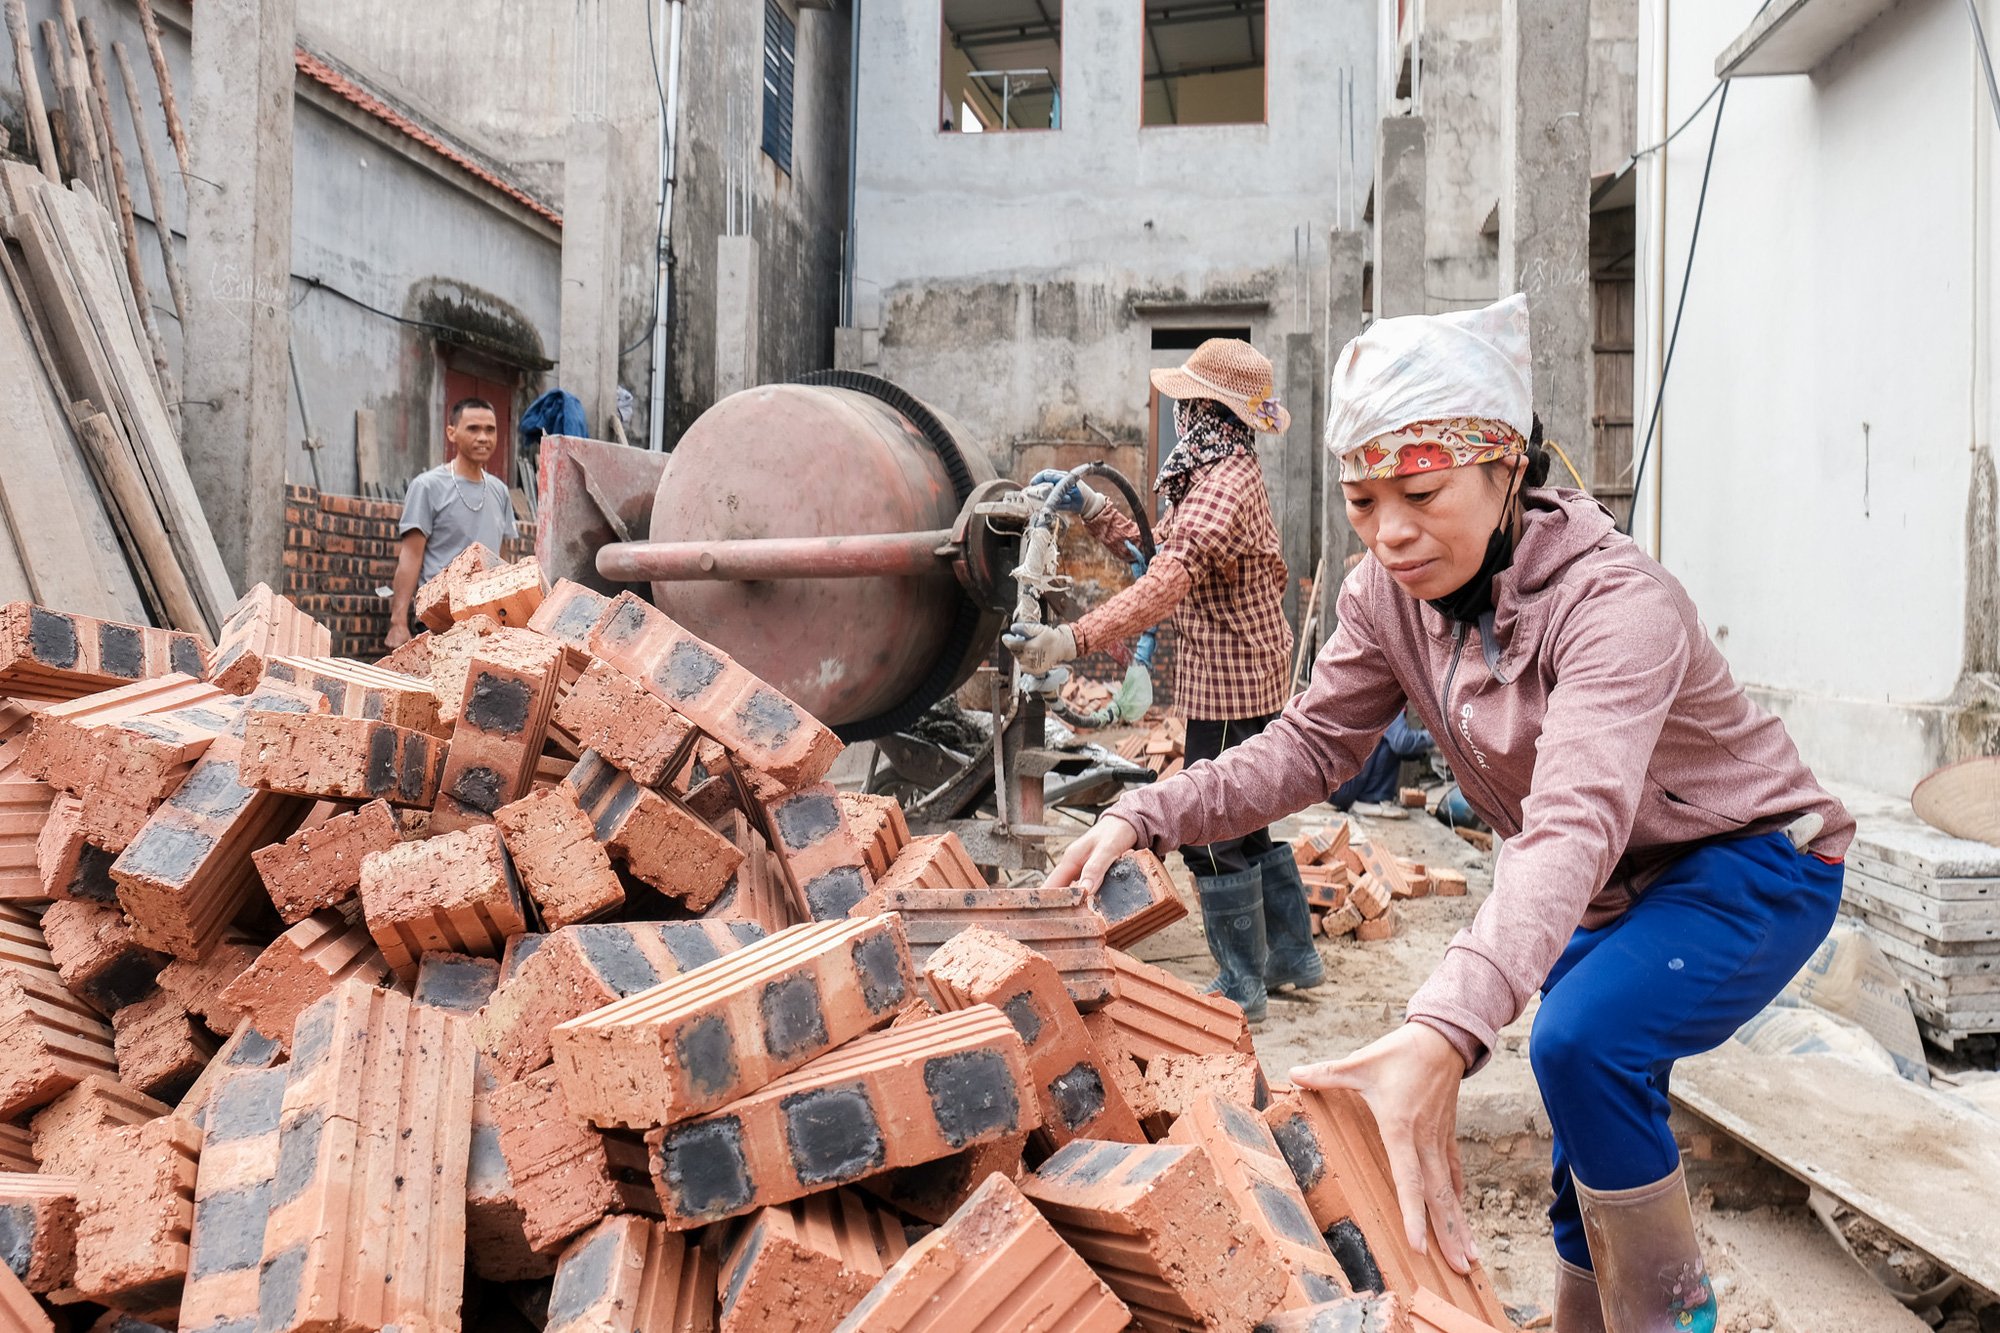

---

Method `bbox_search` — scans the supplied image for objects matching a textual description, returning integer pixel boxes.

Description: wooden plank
[354,408,381,494]
[75,411,208,636]
[1672,1045,2000,1300]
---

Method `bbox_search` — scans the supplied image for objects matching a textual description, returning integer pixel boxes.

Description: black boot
[1252,845,1327,991]
[1195,866,1269,1023]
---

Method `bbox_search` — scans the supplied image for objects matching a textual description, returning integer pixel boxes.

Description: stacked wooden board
[1840,817,2000,1057]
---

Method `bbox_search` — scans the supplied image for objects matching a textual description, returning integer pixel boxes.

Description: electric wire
[622,0,674,356]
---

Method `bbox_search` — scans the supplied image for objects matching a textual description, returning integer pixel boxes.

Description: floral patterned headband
[1337,417,1528,483]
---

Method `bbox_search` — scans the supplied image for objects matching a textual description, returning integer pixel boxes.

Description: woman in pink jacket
[1051,295,1851,1333]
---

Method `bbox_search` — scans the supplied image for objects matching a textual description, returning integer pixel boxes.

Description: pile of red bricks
[1290,820,1468,945]
[0,570,1517,1332]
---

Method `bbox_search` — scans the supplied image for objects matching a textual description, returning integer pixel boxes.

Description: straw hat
[1149,339,1291,434]
[1912,756,2000,847]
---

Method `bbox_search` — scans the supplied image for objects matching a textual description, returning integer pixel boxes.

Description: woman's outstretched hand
[1045,815,1139,891]
[1291,1023,1478,1275]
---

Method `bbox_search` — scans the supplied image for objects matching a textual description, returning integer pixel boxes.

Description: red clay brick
[885,883,1114,1009]
[528,580,618,662]
[854,1129,1030,1225]
[586,592,842,796]
[491,1068,661,1252]
[423,616,521,727]
[1100,948,1255,1065]
[28,1074,166,1176]
[70,1113,199,1309]
[717,1189,909,1333]
[174,1016,283,1131]
[1355,911,1399,942]
[111,681,327,961]
[257,979,476,1333]
[261,654,445,735]
[1086,850,1188,950]
[494,785,624,928]
[699,811,799,936]
[110,989,216,1101]
[153,930,262,1037]
[924,927,1143,1152]
[177,1063,287,1330]
[36,794,120,903]
[1167,1093,1352,1308]
[1408,1286,1511,1332]
[0,603,205,702]
[646,1004,1035,1228]
[474,920,767,1083]
[451,554,546,627]
[1280,1088,1513,1329]
[1259,1294,1412,1332]
[432,632,566,832]
[19,674,226,800]
[766,784,876,921]
[0,1262,52,1331]
[414,950,501,1013]
[837,1171,1129,1333]
[0,954,120,1118]
[1145,1052,1269,1127]
[0,702,52,904]
[1349,874,1391,922]
[467,1056,557,1282]
[0,1171,82,1291]
[238,709,444,806]
[251,798,402,922]
[1292,823,1352,867]
[838,791,908,879]
[1078,1009,1155,1127]
[357,824,529,981]
[546,1213,718,1333]
[1431,867,1468,898]
[215,909,394,1052]
[205,584,332,694]
[552,914,914,1130]
[1321,902,1367,939]
[1357,844,1413,903]
[414,541,499,632]
[564,750,742,909]
[876,831,985,894]
[39,899,165,1014]
[40,690,242,853]
[552,657,695,787]
[1021,1137,1290,1332]
[374,628,433,677]
[0,1123,34,1173]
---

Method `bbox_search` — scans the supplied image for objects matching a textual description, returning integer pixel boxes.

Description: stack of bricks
[1289,820,1464,943]
[0,579,1520,1332]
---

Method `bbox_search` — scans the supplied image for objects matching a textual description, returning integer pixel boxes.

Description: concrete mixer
[532,370,1156,869]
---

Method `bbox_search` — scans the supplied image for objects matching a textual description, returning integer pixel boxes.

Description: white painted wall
[1636,0,1996,792]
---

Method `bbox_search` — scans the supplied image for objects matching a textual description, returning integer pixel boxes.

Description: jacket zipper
[1433,621,1515,836]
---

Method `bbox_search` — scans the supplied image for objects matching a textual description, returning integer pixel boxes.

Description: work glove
[1003,621,1078,674]
[1025,469,1108,519]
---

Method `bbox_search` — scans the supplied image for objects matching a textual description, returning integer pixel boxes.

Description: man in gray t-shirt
[385,398,518,647]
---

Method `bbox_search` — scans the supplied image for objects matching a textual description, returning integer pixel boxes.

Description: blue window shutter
[762,0,795,173]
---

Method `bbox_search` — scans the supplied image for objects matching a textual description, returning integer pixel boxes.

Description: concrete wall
[851,0,1377,477]
[1635,0,1997,793]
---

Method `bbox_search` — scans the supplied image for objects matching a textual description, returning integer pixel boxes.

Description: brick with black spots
[1020,1137,1289,1332]
[646,1003,1035,1228]
[413,540,500,632]
[0,1171,81,1292]
[110,988,218,1102]
[0,602,206,702]
[70,1112,200,1310]
[764,783,877,922]
[1086,850,1188,950]
[1254,1293,1412,1332]
[551,914,914,1130]
[356,823,529,982]
[216,909,395,1052]
[884,881,1115,1011]
[465,1055,557,1282]
[35,795,118,903]
[475,919,767,1083]
[922,926,1142,1154]
[255,979,475,1332]
[450,555,546,627]
[204,583,332,695]
[174,1016,284,1132]
[699,809,799,937]
[39,898,166,1016]
[237,709,445,807]
[490,1066,662,1253]
[561,749,742,909]
[585,592,842,799]
[551,655,695,787]
[110,679,329,962]
[1166,1092,1352,1309]
[853,1128,1030,1226]
[715,1188,908,1333]
[431,631,565,834]
[177,1064,286,1330]
[250,798,404,923]
[546,1213,718,1333]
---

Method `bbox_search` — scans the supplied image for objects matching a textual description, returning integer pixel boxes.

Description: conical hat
[1912,756,2000,847]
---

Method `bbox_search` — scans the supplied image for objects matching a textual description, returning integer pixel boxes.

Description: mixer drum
[649,381,995,728]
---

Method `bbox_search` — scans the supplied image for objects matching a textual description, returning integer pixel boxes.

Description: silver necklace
[453,468,487,513]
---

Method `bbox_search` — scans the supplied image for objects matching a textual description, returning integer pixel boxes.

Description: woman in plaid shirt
[1005,338,1319,1023]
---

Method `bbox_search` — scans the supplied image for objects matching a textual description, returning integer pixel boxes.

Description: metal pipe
[597,529,953,582]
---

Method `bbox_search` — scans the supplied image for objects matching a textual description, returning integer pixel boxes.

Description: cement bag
[1732,999,1900,1077]
[1783,925,1929,1083]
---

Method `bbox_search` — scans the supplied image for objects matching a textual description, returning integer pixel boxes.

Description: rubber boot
[1555,1257,1608,1333]
[1576,1165,1717,1333]
[1194,866,1268,1023]
[1251,845,1326,991]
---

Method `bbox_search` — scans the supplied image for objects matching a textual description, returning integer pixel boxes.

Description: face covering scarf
[1158,398,1254,508]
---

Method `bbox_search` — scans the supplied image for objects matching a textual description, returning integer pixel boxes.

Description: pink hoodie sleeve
[1105,574,1407,852]
[1406,565,1692,1072]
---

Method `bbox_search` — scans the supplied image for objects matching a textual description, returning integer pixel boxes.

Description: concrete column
[181,0,295,590]
[1500,0,1592,479]
[1279,332,1318,637]
[1320,229,1367,646]
[558,117,625,433]
[714,235,761,398]
[1372,115,1426,319]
